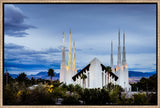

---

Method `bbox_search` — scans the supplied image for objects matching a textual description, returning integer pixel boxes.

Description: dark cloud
[4,43,61,55]
[4,43,61,72]
[5,43,24,49]
[4,4,36,37]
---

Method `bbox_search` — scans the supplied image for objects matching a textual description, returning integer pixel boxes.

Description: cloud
[4,4,36,37]
[3,4,156,75]
[4,43,61,74]
[4,43,24,49]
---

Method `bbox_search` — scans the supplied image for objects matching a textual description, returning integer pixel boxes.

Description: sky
[4,4,156,75]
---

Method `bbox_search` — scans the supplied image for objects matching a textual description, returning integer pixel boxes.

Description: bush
[100,88,110,104]
[133,93,146,104]
[4,84,17,105]
[75,84,82,93]
[146,93,157,105]
[79,88,110,105]
[120,93,133,104]
[17,84,56,105]
[62,96,80,105]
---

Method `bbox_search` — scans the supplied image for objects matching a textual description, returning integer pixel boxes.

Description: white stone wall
[102,71,105,87]
[60,67,67,83]
[65,69,74,85]
[115,65,131,92]
[89,58,103,88]
[73,58,118,89]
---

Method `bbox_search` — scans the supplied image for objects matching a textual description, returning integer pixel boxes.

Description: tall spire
[61,32,66,66]
[117,29,121,66]
[110,40,113,68]
[60,32,67,83]
[122,32,126,65]
[73,41,76,72]
[111,40,115,72]
[68,29,72,69]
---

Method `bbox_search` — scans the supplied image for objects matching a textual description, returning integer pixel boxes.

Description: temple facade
[72,57,118,89]
[60,29,131,92]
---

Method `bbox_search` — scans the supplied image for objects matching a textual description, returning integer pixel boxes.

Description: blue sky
[4,4,156,75]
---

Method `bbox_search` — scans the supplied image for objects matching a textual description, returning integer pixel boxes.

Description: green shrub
[4,84,17,105]
[62,96,80,105]
[133,93,146,104]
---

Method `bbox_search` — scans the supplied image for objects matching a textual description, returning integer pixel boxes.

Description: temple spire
[110,40,115,72]
[122,32,126,65]
[117,29,121,66]
[73,41,77,73]
[110,40,113,68]
[68,29,72,70]
[60,32,67,83]
[61,32,66,66]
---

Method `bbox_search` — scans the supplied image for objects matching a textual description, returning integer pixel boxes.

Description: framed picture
[1,0,159,108]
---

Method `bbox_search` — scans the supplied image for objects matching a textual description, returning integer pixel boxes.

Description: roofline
[101,64,118,81]
[72,63,118,81]
[72,64,90,81]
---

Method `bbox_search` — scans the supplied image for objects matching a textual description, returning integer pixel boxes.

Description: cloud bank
[4,4,36,37]
[4,43,62,74]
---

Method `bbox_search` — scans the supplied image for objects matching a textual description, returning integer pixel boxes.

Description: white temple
[60,29,131,92]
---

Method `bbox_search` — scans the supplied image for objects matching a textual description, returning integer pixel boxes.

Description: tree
[62,96,80,105]
[4,74,12,85]
[53,80,61,87]
[100,88,110,104]
[31,77,35,85]
[81,74,87,88]
[133,93,146,104]
[48,68,55,84]
[4,84,17,105]
[68,84,75,93]
[61,83,67,90]
[16,72,28,84]
[130,74,157,92]
[75,84,82,93]
[107,83,114,91]
[106,66,112,84]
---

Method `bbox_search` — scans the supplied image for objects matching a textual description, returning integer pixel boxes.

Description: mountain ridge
[4,70,156,80]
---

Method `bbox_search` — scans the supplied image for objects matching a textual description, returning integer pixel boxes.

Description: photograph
[3,3,157,105]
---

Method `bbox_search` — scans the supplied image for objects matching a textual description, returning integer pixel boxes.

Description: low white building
[72,57,118,89]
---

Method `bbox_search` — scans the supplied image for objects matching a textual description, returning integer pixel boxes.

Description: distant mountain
[128,71,156,78]
[128,71,156,83]
[28,71,59,80]
[5,73,18,79]
[5,70,156,81]
[4,71,59,80]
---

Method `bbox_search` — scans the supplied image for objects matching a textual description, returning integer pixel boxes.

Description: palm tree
[106,66,112,85]
[48,68,55,84]
[81,74,87,88]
